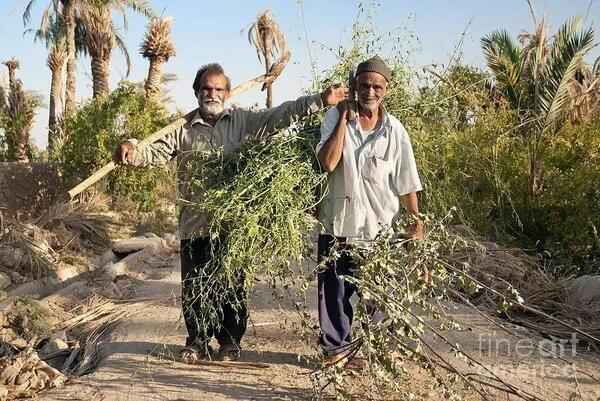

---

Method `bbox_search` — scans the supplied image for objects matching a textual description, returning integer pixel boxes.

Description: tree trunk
[91,55,111,99]
[7,69,16,90]
[144,57,164,103]
[47,50,66,155]
[63,0,76,117]
[528,145,544,198]
[262,32,273,108]
[14,126,31,163]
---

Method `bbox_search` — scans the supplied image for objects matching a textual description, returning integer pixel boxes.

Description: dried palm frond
[247,10,288,66]
[58,294,142,337]
[35,193,113,248]
[80,5,115,60]
[518,19,548,82]
[47,41,67,76]
[1,221,56,279]
[567,61,600,123]
[2,59,20,88]
[140,17,176,62]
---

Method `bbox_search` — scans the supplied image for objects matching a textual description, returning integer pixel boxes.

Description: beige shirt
[317,107,422,241]
[129,94,323,239]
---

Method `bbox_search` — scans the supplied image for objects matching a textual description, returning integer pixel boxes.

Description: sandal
[180,344,213,364]
[216,343,241,362]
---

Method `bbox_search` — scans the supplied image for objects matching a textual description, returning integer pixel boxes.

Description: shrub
[60,82,174,210]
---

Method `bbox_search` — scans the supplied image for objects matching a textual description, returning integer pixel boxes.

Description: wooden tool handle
[66,109,196,199]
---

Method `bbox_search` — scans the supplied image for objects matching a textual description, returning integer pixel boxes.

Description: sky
[1,0,599,149]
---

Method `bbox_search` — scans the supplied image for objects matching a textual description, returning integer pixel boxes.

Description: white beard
[198,98,224,120]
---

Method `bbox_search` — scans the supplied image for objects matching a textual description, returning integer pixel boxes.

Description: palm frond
[140,17,176,61]
[519,20,548,83]
[526,0,537,25]
[23,0,38,27]
[119,0,155,19]
[593,56,600,75]
[539,17,595,132]
[481,30,524,108]
[80,4,114,58]
[114,32,131,77]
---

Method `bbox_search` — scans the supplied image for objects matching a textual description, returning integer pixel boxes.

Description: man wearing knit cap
[316,55,423,368]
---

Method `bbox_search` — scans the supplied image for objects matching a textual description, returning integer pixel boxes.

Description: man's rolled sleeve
[316,107,339,153]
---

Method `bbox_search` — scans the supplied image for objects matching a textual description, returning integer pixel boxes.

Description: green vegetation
[183,124,325,335]
[60,82,173,210]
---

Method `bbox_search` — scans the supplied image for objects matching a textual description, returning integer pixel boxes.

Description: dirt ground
[31,249,600,401]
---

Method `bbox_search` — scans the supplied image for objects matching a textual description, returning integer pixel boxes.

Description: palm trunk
[7,69,16,90]
[91,55,111,99]
[527,142,544,198]
[15,125,31,163]
[63,0,77,117]
[47,51,66,154]
[144,57,163,102]
[262,32,273,108]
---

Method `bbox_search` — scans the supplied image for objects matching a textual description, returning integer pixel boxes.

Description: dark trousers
[317,234,359,356]
[318,234,384,356]
[180,238,247,348]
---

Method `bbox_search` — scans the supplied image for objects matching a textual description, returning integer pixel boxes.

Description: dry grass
[35,191,114,249]
[448,234,600,343]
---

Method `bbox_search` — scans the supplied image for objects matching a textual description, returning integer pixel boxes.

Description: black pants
[180,238,247,347]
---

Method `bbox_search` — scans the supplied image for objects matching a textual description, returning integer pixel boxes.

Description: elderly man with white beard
[115,63,347,363]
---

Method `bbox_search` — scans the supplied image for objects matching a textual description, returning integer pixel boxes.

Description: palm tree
[248,10,288,108]
[23,0,154,109]
[1,59,40,163]
[481,17,595,196]
[80,0,154,99]
[3,59,20,89]
[140,16,176,103]
[27,12,68,153]
[24,0,81,117]
[79,4,114,98]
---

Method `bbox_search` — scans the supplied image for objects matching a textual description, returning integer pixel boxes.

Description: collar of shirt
[189,108,232,127]
[351,106,392,139]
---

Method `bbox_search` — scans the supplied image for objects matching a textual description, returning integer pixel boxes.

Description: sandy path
[43,259,318,401]
[39,255,600,401]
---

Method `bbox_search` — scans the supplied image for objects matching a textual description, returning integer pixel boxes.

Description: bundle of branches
[183,123,324,339]
[312,211,600,401]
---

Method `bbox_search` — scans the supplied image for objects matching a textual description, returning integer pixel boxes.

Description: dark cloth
[317,234,359,356]
[356,55,392,82]
[317,234,385,356]
[180,238,247,347]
